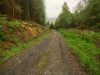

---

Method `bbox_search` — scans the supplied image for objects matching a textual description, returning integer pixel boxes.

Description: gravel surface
[0,31,86,75]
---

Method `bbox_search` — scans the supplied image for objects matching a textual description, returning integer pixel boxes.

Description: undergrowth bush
[7,21,22,29]
[0,32,7,41]
[0,16,8,24]
[63,34,66,37]
[93,22,100,29]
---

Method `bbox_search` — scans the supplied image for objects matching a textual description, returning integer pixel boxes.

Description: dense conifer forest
[0,0,46,25]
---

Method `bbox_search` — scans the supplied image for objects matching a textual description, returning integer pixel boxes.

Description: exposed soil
[0,31,87,75]
[94,42,100,48]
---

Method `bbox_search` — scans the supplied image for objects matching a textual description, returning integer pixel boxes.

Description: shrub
[63,34,66,37]
[93,22,100,29]
[0,32,7,41]
[7,21,22,29]
[0,16,7,24]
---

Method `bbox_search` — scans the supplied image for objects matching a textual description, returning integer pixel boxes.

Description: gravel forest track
[0,31,86,75]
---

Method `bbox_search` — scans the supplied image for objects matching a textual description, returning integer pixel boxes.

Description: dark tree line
[55,0,100,29]
[0,0,46,25]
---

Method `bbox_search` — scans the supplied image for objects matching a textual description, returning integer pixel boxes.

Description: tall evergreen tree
[0,0,46,25]
[55,2,72,28]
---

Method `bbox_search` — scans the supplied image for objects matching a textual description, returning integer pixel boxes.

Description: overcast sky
[45,0,80,18]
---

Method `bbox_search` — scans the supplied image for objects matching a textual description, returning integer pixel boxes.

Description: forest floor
[0,31,87,75]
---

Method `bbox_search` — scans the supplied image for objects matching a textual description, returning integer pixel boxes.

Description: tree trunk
[12,0,14,19]
[18,0,20,19]
[27,0,30,21]
[34,8,35,22]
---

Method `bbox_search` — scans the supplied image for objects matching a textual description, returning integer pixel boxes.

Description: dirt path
[0,31,86,75]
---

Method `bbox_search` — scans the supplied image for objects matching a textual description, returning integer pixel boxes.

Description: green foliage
[49,22,54,29]
[59,29,100,75]
[0,17,6,22]
[73,0,100,28]
[93,22,100,29]
[0,16,8,24]
[7,21,22,29]
[63,34,66,37]
[0,32,7,41]
[55,0,100,29]
[0,16,8,41]
[55,2,73,28]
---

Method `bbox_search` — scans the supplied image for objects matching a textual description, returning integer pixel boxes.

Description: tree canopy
[55,2,72,28]
[55,0,100,29]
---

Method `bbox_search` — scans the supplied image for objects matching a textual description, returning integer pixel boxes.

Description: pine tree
[0,0,46,25]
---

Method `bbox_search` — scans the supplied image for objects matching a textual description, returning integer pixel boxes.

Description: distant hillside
[46,17,56,23]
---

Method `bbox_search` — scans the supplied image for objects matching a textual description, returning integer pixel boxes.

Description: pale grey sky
[45,0,80,18]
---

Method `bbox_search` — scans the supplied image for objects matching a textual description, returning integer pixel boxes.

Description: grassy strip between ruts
[0,32,50,65]
[58,29,100,75]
